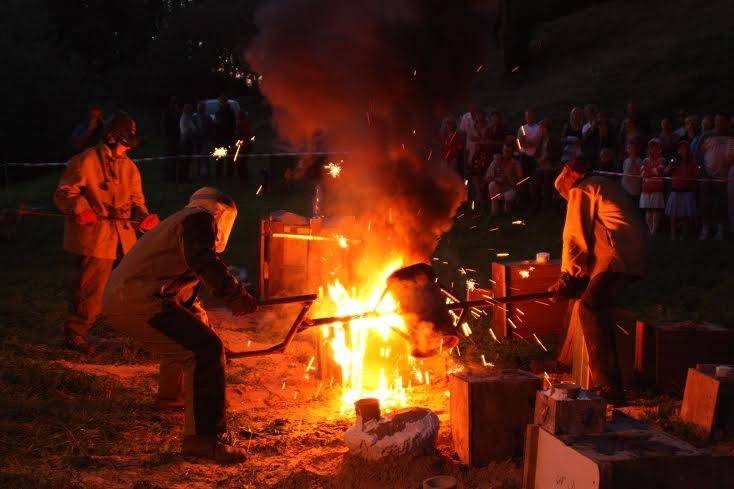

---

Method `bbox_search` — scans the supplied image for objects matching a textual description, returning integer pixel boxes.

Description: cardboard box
[680,364,734,439]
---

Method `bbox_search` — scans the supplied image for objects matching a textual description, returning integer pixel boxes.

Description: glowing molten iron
[317,259,430,411]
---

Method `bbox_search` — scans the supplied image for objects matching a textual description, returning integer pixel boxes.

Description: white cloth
[622,157,642,196]
[518,123,541,157]
[701,135,734,179]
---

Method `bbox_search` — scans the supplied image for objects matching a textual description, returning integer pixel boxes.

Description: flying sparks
[212,147,228,159]
[256,184,263,196]
[324,161,343,178]
[532,333,548,352]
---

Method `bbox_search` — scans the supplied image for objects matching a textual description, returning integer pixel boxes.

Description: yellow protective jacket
[54,144,149,259]
[561,175,650,279]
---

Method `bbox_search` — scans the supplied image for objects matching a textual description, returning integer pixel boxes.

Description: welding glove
[229,291,258,316]
[76,209,98,225]
[139,213,160,232]
[548,273,589,301]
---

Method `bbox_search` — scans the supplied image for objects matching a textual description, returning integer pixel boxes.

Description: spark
[466,279,477,291]
[516,308,526,316]
[475,64,485,73]
[532,333,548,352]
[412,68,417,77]
[507,317,518,330]
[293,391,299,400]
[616,324,630,336]
[516,138,522,151]
[246,340,251,348]
[255,184,263,196]
[426,149,433,160]
[305,356,315,372]
[471,200,475,210]
[520,125,526,136]
[461,322,473,336]
[512,65,520,73]
[543,371,551,389]
[329,376,334,388]
[512,220,525,225]
[489,227,500,232]
[464,179,469,187]
[439,337,444,355]
[481,354,494,367]
[366,111,371,126]
[281,381,286,390]
[250,135,256,141]
[496,252,510,257]
[425,371,430,385]
[411,129,417,135]
[519,270,530,279]
[489,328,500,343]
[324,161,342,178]
[212,147,228,159]
[233,139,243,162]
[455,345,461,357]
[534,300,551,306]
[470,310,480,319]
[516,176,531,186]
[490,193,502,200]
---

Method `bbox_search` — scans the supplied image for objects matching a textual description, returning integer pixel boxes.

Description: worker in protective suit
[55,112,160,355]
[102,187,257,463]
[550,156,650,401]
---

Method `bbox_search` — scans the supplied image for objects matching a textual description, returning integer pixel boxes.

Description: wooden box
[634,321,734,394]
[490,260,568,339]
[533,390,606,436]
[566,303,637,389]
[258,212,357,298]
[680,364,734,440]
[523,417,734,489]
[450,369,541,466]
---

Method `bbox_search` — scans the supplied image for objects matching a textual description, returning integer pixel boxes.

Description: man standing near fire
[102,187,258,463]
[550,156,650,402]
[55,112,160,355]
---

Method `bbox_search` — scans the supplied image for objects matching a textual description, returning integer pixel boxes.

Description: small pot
[354,398,381,423]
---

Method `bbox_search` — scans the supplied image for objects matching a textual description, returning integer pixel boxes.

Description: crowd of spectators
[440,103,734,240]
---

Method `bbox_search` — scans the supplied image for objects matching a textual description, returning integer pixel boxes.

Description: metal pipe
[257,294,318,306]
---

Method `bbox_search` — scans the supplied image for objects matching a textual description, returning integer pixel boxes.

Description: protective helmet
[187,187,238,253]
[103,112,141,149]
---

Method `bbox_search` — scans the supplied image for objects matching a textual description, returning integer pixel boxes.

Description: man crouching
[102,187,257,463]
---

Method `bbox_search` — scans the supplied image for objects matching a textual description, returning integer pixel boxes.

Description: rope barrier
[593,170,731,183]
[1,151,350,168]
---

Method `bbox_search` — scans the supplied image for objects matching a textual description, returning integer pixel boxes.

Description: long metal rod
[15,207,141,223]
[257,294,318,306]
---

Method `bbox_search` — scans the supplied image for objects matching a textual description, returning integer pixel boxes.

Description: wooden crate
[523,417,734,489]
[490,260,568,339]
[533,390,605,436]
[258,212,356,298]
[566,302,637,389]
[450,369,541,466]
[634,321,734,395]
[680,365,734,440]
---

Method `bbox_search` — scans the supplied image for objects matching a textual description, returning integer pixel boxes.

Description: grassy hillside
[472,0,734,123]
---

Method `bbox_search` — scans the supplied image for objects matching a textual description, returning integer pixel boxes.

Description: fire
[317,259,431,412]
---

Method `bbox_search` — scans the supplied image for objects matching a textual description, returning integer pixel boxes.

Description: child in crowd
[640,139,666,234]
[439,118,464,173]
[664,140,698,239]
[598,147,617,174]
[484,144,523,216]
[621,141,642,201]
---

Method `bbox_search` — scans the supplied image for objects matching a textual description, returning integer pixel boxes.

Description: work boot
[64,332,97,357]
[182,435,247,464]
[153,397,185,411]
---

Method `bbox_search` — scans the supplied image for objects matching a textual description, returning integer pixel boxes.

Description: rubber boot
[182,435,247,464]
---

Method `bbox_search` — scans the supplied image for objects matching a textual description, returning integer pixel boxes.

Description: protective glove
[548,273,589,301]
[230,291,258,316]
[139,213,160,232]
[76,209,98,225]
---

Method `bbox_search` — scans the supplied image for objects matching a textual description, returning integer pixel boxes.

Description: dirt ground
[31,306,522,489]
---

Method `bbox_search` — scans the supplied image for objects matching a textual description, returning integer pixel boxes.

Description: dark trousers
[535,168,557,211]
[520,154,537,209]
[700,181,728,228]
[107,302,226,436]
[577,272,630,393]
[65,255,114,338]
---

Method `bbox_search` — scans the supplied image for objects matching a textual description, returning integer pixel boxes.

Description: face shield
[187,187,238,253]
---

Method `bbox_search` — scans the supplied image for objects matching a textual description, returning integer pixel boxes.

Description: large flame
[316,258,432,411]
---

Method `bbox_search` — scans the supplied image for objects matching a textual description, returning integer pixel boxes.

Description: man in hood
[55,112,159,355]
[550,157,650,401]
[102,187,257,463]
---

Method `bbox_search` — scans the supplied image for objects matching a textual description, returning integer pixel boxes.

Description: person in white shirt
[517,108,542,211]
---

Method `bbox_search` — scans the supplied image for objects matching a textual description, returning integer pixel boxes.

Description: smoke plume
[246,0,491,266]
